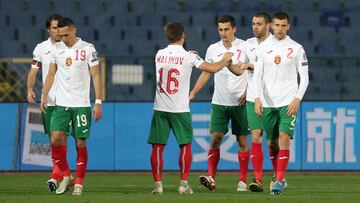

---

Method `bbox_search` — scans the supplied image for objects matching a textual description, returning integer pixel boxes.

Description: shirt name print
[156,55,184,65]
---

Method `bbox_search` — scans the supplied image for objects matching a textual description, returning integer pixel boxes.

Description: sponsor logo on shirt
[66,57,72,66]
[45,51,51,55]
[274,55,281,64]
[267,50,274,54]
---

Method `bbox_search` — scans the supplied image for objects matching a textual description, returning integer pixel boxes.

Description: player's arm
[189,71,211,101]
[198,52,233,73]
[41,63,57,111]
[253,52,264,116]
[27,66,39,103]
[228,62,253,76]
[90,64,103,122]
[287,47,309,116]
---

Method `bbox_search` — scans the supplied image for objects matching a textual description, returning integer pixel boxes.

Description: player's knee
[76,139,87,148]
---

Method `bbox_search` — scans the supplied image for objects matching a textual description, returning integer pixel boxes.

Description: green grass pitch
[1,172,360,203]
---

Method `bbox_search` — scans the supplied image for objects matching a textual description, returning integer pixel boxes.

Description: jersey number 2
[158,68,180,94]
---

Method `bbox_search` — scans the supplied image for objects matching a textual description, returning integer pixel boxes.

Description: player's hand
[244,63,254,70]
[27,90,36,103]
[92,104,103,122]
[189,91,196,101]
[287,98,301,116]
[40,96,48,112]
[255,98,263,116]
[238,91,246,106]
[222,52,233,62]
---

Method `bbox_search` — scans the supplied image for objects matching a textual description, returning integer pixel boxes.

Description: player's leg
[246,101,264,192]
[171,112,194,194]
[199,104,229,190]
[230,105,250,192]
[261,108,281,192]
[147,111,171,194]
[43,106,63,192]
[272,106,295,195]
[50,106,72,195]
[70,107,91,196]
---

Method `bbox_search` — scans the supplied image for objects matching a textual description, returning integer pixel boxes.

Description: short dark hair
[164,22,184,43]
[272,11,290,23]
[217,15,236,27]
[57,17,75,28]
[45,14,62,29]
[254,12,272,24]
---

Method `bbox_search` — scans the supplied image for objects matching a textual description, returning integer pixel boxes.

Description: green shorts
[262,106,296,140]
[246,101,263,131]
[42,106,55,136]
[148,110,193,145]
[50,106,91,139]
[210,104,248,136]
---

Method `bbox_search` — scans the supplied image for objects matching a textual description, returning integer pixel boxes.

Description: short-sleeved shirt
[240,34,272,102]
[32,38,58,106]
[205,38,247,106]
[50,38,99,107]
[154,44,204,113]
[254,35,309,107]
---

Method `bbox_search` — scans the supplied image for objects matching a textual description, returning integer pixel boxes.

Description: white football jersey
[206,38,247,106]
[154,44,204,112]
[50,38,99,107]
[241,34,272,102]
[32,38,59,106]
[254,35,309,107]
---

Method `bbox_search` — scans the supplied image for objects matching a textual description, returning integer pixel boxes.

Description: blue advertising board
[1,102,360,171]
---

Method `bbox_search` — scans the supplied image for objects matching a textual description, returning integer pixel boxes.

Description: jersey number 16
[158,67,180,94]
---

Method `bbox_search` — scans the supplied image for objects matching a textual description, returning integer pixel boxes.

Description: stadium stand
[0,0,360,101]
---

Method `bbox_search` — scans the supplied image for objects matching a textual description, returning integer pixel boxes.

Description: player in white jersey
[41,17,103,196]
[189,15,250,192]
[148,22,233,195]
[230,12,280,193]
[253,12,309,195]
[26,14,70,192]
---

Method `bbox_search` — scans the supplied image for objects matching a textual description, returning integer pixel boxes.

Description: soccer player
[148,22,233,195]
[253,11,309,195]
[189,15,250,192]
[27,14,65,192]
[229,12,275,192]
[41,17,103,196]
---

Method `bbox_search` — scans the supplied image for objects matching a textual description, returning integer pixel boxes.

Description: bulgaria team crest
[66,57,72,66]
[274,55,281,64]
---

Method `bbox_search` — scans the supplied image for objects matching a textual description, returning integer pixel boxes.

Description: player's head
[272,11,290,40]
[57,17,77,47]
[164,22,185,45]
[252,12,271,39]
[217,15,236,43]
[46,14,62,42]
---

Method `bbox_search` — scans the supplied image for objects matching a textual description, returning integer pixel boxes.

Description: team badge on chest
[66,57,72,67]
[274,55,281,65]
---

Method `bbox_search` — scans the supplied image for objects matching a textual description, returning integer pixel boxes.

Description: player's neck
[170,41,183,46]
[274,35,286,41]
[50,38,57,44]
[222,37,235,49]
[67,37,80,48]
[257,32,270,44]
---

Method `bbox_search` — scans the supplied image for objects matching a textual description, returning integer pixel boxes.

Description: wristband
[95,99,102,104]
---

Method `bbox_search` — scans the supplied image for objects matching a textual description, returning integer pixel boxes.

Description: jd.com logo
[192,114,239,162]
